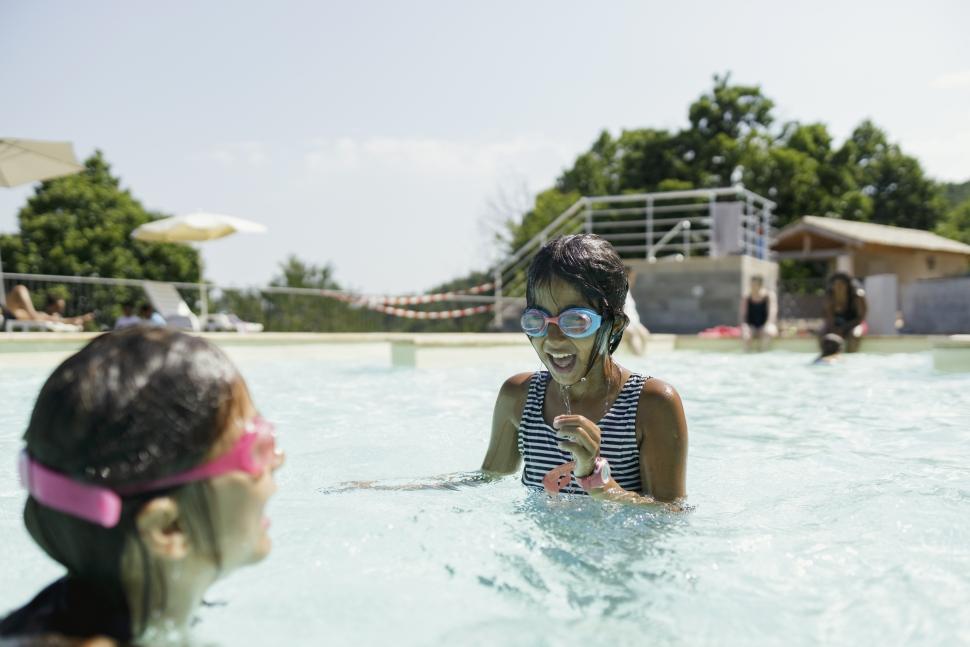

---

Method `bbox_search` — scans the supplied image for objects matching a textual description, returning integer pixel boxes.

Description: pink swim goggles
[19,416,280,528]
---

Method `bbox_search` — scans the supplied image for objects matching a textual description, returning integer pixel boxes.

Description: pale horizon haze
[1,0,968,293]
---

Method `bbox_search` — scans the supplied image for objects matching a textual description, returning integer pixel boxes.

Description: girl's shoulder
[497,371,539,409]
[499,371,538,393]
[637,376,684,416]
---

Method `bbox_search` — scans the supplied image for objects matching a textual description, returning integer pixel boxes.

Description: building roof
[773,215,970,256]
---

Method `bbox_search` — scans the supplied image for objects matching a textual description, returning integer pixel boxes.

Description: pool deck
[1,331,968,371]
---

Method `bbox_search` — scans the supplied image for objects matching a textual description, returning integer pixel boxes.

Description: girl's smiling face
[528,278,606,385]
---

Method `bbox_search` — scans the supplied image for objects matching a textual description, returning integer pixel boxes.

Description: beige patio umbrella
[131,212,267,321]
[0,138,85,305]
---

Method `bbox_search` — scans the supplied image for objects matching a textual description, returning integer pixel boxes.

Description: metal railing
[1,273,495,333]
[2,187,778,333]
[491,186,776,326]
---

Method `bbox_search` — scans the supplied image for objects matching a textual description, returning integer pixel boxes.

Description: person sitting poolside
[0,328,285,645]
[739,275,777,352]
[113,301,142,329]
[138,303,166,326]
[43,293,96,327]
[621,267,650,356]
[4,285,92,328]
[821,272,867,353]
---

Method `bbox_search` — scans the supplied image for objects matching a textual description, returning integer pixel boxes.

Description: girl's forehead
[533,278,594,311]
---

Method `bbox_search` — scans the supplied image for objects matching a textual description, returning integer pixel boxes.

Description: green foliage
[935,199,970,246]
[213,256,495,332]
[0,152,199,327]
[509,188,582,252]
[502,74,951,254]
[942,180,970,208]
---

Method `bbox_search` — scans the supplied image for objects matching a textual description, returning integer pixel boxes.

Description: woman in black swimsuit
[739,275,776,351]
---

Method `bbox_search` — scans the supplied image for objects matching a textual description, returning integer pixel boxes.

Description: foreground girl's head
[11,327,283,642]
[523,234,628,385]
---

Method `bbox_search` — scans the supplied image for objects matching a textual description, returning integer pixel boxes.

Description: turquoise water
[2,348,970,645]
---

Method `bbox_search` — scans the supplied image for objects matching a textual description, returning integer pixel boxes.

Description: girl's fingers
[557,440,591,460]
[558,427,596,454]
[554,416,600,454]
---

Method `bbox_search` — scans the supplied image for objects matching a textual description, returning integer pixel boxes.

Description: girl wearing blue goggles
[480,234,689,509]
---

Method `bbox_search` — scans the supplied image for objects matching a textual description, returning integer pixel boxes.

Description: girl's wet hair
[526,234,629,354]
[22,327,241,630]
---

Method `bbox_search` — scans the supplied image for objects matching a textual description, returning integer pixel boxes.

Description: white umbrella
[0,138,85,305]
[131,212,267,321]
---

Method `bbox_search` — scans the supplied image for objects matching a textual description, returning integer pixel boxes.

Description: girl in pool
[482,234,687,506]
[0,327,284,645]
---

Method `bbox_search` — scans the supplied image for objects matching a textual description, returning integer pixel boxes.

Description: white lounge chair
[205,312,264,333]
[5,319,82,332]
[142,282,201,331]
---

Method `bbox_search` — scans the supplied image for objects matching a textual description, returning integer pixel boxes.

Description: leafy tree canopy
[506,74,951,254]
[1,151,198,282]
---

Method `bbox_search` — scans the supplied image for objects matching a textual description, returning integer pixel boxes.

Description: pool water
[2,347,970,645]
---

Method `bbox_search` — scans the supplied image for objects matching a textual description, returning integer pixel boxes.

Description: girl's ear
[135,497,189,561]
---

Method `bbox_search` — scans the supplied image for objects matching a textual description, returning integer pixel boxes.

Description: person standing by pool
[821,272,868,353]
[739,275,777,352]
[482,234,687,506]
[1,327,284,645]
[621,267,650,356]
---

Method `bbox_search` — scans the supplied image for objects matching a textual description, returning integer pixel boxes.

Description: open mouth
[546,352,577,373]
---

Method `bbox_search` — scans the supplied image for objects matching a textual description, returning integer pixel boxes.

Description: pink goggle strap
[115,431,260,496]
[19,450,123,529]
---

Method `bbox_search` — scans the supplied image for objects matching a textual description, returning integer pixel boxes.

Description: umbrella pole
[198,247,208,327]
[0,244,6,307]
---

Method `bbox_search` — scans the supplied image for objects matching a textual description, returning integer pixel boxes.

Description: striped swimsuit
[517,371,647,495]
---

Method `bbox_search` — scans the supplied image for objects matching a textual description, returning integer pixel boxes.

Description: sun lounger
[141,281,201,331]
[5,319,82,332]
[205,312,265,333]
[3,285,83,333]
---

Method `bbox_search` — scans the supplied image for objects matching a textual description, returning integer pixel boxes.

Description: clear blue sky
[2,0,968,292]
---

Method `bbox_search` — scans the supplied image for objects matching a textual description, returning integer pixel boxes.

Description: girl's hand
[553,414,601,477]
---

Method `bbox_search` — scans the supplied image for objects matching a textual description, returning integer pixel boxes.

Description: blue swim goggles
[520,307,604,339]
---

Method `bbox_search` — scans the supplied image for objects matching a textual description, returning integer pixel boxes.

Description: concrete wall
[627,255,778,333]
[902,276,970,334]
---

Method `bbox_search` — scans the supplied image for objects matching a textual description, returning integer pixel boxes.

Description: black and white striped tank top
[517,371,647,495]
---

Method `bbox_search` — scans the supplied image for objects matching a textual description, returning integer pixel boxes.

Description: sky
[1,0,968,293]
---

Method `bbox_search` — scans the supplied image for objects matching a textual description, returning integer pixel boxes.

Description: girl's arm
[480,373,529,475]
[323,374,528,493]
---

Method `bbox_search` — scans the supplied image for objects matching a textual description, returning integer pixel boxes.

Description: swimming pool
[2,344,969,645]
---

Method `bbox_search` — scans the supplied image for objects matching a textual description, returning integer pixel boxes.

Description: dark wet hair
[826,272,857,293]
[526,234,629,355]
[821,333,844,357]
[21,327,241,634]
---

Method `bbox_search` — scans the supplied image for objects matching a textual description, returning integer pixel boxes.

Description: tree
[501,75,950,255]
[2,151,198,281]
[0,151,199,326]
[936,200,970,246]
[838,120,946,230]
